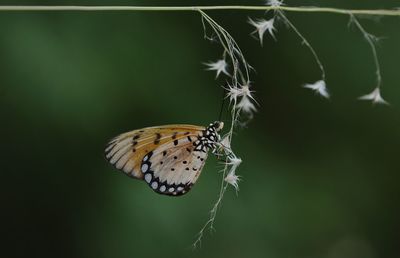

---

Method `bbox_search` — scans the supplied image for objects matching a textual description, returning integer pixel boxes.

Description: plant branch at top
[0,5,399,16]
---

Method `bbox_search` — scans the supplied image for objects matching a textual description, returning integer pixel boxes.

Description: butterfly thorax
[193,122,222,152]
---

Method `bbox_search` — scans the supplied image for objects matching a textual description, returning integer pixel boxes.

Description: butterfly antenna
[218,87,226,122]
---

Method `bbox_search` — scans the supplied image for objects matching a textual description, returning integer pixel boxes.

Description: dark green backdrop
[1,1,399,258]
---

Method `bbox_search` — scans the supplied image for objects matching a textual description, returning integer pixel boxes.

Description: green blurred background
[1,1,399,258]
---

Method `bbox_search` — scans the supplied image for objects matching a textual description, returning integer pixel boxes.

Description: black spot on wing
[154,133,161,144]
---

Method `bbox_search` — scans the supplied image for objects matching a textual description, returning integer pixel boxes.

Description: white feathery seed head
[225,83,256,104]
[225,84,242,103]
[266,0,284,7]
[303,80,330,99]
[225,172,241,192]
[226,156,242,167]
[236,95,257,115]
[248,17,277,45]
[224,156,242,192]
[239,84,254,99]
[204,59,230,78]
[358,87,389,105]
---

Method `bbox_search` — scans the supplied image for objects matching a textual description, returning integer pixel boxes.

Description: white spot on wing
[151,181,158,189]
[160,185,166,192]
[141,163,149,173]
[145,173,152,183]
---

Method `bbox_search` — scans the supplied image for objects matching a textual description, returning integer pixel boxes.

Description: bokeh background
[1,0,399,258]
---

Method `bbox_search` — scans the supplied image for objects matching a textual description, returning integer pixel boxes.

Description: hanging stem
[349,14,382,89]
[277,10,326,81]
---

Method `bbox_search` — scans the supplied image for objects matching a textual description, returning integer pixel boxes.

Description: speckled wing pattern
[104,124,209,196]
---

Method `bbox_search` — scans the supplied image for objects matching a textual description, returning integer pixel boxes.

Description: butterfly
[105,121,224,196]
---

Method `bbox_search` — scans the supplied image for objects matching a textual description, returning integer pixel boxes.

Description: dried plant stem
[0,5,399,16]
[193,10,247,248]
[277,10,326,81]
[192,166,229,249]
[349,14,382,89]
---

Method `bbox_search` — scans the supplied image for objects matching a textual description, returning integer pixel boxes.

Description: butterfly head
[212,121,224,132]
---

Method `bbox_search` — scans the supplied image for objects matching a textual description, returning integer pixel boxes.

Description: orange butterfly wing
[105,124,207,195]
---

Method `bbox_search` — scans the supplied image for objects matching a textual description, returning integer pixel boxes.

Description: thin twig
[193,10,248,248]
[277,10,326,81]
[0,5,399,16]
[349,14,382,89]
